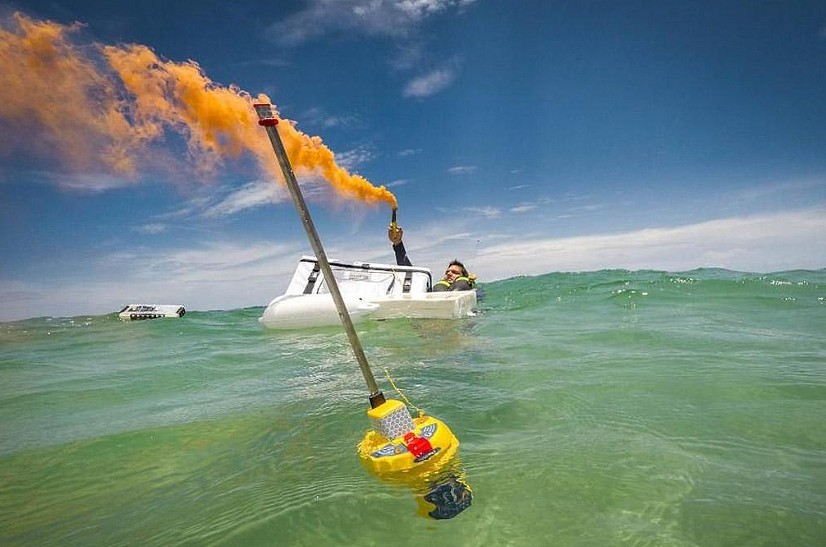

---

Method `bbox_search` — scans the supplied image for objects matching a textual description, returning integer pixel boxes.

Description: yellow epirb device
[359,399,459,474]
[358,399,472,519]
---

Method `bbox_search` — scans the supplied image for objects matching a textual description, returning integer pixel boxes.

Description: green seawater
[1,269,825,546]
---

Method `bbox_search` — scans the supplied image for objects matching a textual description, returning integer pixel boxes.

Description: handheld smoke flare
[389,206,400,240]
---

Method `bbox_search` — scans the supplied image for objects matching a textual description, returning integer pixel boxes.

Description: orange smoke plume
[0,13,135,175]
[0,12,396,208]
[277,120,398,208]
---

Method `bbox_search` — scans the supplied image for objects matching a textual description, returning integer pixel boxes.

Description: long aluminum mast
[253,102,385,408]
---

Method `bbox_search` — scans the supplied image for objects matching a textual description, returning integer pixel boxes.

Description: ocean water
[1,269,825,546]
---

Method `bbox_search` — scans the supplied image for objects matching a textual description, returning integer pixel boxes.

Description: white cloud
[390,42,425,71]
[100,241,296,282]
[51,172,135,193]
[462,206,501,219]
[231,57,290,68]
[269,0,477,45]
[267,2,470,97]
[727,177,826,203]
[302,106,360,129]
[334,145,375,170]
[396,0,473,17]
[473,208,826,279]
[510,204,537,213]
[132,223,167,234]
[201,181,285,217]
[403,67,456,98]
[447,165,477,175]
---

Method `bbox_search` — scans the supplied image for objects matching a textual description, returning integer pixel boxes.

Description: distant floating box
[118,304,186,321]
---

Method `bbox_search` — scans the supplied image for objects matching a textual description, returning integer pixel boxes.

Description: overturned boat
[259,256,477,329]
[118,304,186,321]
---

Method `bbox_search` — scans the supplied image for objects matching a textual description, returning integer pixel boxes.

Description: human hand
[388,225,404,245]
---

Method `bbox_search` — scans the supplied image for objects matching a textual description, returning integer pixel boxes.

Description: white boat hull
[370,291,477,320]
[259,256,477,329]
[258,294,379,329]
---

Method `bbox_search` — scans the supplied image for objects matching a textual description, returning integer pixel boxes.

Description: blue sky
[1,0,825,321]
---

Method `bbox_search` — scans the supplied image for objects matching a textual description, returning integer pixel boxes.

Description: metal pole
[254,103,385,408]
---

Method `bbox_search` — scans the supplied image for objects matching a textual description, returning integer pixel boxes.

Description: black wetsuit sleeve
[393,242,412,267]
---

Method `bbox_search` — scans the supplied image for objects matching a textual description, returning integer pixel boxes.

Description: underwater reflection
[417,466,473,519]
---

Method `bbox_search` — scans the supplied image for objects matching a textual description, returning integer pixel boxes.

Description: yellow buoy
[358,399,472,519]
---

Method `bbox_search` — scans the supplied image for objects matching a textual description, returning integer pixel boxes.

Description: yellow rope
[383,367,425,418]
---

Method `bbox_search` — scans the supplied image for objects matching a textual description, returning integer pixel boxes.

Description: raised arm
[388,225,412,266]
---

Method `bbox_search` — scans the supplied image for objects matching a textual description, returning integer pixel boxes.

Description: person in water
[388,225,475,292]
